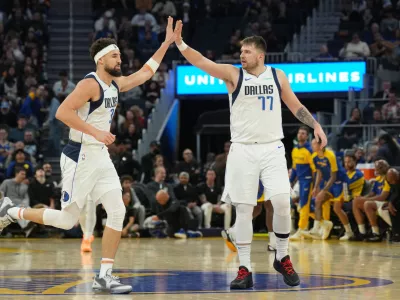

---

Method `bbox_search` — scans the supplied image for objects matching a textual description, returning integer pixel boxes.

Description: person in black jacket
[386,168,400,242]
[144,189,199,238]
[174,172,203,228]
[28,167,55,208]
[376,133,400,166]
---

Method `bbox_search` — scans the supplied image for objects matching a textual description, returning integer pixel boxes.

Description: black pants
[164,206,197,237]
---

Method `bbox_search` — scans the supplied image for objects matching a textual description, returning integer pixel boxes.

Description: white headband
[94,44,119,64]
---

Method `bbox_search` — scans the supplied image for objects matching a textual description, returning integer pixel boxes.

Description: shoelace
[282,259,295,275]
[236,268,249,280]
[105,274,121,282]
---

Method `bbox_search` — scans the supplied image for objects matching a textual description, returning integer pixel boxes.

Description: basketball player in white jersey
[0,16,178,295]
[173,21,327,289]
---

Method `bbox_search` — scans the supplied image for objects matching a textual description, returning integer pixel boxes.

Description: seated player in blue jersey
[351,159,391,241]
[305,139,353,240]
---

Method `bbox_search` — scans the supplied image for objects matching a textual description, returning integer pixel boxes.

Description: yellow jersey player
[289,126,315,240]
[306,139,352,240]
[351,159,391,241]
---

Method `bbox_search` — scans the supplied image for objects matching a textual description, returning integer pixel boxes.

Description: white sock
[99,258,114,278]
[237,244,251,271]
[276,234,289,261]
[7,207,25,220]
[313,221,321,230]
[344,224,352,233]
[372,226,380,235]
[358,224,366,234]
[269,232,276,246]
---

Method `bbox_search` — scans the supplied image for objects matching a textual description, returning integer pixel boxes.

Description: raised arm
[277,69,327,147]
[174,20,239,91]
[115,17,176,92]
[55,79,115,145]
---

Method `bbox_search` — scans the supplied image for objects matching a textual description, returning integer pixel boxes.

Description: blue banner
[176,61,366,95]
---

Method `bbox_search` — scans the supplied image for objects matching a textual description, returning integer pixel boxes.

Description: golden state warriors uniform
[311,149,347,202]
[60,72,121,209]
[257,180,265,203]
[221,67,290,206]
[346,169,365,200]
[372,175,391,196]
[290,142,314,229]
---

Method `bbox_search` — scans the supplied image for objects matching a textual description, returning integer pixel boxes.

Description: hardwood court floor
[0,237,399,299]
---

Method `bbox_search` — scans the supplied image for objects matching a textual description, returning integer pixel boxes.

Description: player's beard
[105,65,122,77]
[242,60,258,72]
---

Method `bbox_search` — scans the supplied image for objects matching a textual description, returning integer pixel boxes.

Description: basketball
[156,190,169,205]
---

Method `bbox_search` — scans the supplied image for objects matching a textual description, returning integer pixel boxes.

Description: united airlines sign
[176,61,366,95]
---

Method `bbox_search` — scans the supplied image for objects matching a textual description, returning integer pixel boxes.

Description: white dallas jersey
[69,72,118,145]
[228,66,284,143]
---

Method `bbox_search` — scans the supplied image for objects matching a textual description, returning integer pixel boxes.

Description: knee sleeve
[43,204,80,230]
[270,193,291,235]
[100,189,126,231]
[234,203,253,244]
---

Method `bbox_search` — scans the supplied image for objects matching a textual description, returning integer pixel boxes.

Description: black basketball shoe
[273,255,300,286]
[230,266,253,289]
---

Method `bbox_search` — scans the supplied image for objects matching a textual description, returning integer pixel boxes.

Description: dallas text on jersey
[244,85,274,96]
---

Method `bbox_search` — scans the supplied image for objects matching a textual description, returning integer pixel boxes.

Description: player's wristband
[145,58,159,74]
[176,40,188,51]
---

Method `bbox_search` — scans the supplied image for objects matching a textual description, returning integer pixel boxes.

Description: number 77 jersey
[228,67,284,144]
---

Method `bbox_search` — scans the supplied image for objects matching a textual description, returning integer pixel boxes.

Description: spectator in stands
[121,190,140,237]
[222,35,241,59]
[9,114,29,142]
[42,162,58,187]
[19,86,44,127]
[364,23,380,45]
[28,167,55,208]
[131,8,157,30]
[145,81,160,109]
[371,109,385,124]
[131,105,145,128]
[339,33,370,58]
[376,133,400,165]
[121,175,145,228]
[94,17,116,40]
[214,141,230,187]
[115,139,141,178]
[0,127,12,163]
[147,166,177,208]
[380,10,398,33]
[0,99,17,127]
[174,172,203,228]
[152,62,168,88]
[174,148,201,185]
[122,124,141,150]
[381,88,400,122]
[23,130,38,158]
[369,33,396,58]
[137,31,160,61]
[315,44,334,59]
[337,107,363,150]
[6,149,34,179]
[52,70,75,99]
[44,91,62,156]
[202,152,215,176]
[117,16,134,43]
[366,145,379,163]
[0,166,29,207]
[152,0,177,17]
[351,159,390,241]
[2,66,19,103]
[198,169,231,229]
[355,147,366,164]
[94,11,117,40]
[141,141,160,183]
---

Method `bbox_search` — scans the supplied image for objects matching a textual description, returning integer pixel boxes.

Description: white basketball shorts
[221,140,290,206]
[59,140,121,210]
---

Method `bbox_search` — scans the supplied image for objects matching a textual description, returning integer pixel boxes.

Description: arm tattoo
[295,106,316,129]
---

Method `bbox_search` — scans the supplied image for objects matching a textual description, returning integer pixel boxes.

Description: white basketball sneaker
[321,220,333,240]
[339,231,354,241]
[290,229,304,241]
[221,228,237,252]
[0,197,16,233]
[92,269,132,294]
